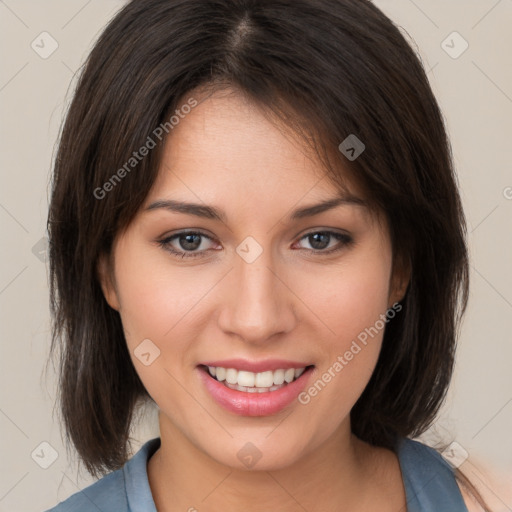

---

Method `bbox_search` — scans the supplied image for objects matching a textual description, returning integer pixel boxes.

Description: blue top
[44,437,469,511]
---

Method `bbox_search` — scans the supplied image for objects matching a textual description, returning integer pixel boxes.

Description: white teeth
[294,368,305,378]
[237,370,255,387]
[284,368,295,383]
[225,368,238,384]
[224,381,287,393]
[273,369,285,385]
[255,371,274,388]
[206,365,308,389]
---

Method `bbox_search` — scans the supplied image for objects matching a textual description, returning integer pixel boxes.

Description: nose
[217,247,297,344]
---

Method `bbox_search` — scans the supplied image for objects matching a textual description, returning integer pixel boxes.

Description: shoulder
[42,437,161,512]
[455,455,512,512]
[399,437,512,512]
[457,482,486,512]
[396,436,456,475]
[43,468,127,512]
[395,437,470,510]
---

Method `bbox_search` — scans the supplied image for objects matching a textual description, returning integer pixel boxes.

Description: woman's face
[99,88,406,470]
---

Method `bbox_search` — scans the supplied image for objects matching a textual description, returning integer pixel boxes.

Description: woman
[44,0,493,510]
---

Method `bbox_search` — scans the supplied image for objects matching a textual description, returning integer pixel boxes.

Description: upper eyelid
[159,229,214,243]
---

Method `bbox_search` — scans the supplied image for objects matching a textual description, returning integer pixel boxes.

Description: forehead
[146,89,364,210]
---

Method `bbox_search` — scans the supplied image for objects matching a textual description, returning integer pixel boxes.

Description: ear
[97,252,120,311]
[388,255,411,307]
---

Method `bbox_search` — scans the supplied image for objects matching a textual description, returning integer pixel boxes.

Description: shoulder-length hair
[48,0,483,504]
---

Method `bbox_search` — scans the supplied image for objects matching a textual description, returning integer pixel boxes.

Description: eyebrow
[145,194,367,222]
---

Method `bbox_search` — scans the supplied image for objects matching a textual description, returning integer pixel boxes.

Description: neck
[147,412,389,512]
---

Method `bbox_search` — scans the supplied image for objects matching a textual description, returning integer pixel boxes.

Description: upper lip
[199,359,313,373]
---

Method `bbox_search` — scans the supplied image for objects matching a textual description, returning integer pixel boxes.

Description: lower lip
[197,366,314,416]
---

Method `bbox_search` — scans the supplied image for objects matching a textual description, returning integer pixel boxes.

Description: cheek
[304,249,393,350]
[113,240,209,351]
[294,250,392,424]
[111,243,206,419]
[110,240,229,414]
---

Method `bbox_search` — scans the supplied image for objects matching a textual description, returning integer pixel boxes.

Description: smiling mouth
[199,364,315,393]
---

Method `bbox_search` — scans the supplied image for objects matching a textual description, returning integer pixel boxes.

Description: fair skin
[99,87,416,512]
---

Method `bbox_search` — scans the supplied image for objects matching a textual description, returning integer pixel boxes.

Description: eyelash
[156,230,354,259]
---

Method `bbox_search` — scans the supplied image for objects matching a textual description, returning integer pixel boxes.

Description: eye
[157,229,353,259]
[294,230,353,255]
[157,231,217,259]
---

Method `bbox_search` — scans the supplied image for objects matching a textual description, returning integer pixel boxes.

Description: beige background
[0,1,511,511]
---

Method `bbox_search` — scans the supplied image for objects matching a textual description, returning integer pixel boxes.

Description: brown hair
[46,0,489,508]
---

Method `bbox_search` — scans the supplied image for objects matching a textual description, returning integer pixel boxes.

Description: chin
[221,447,302,472]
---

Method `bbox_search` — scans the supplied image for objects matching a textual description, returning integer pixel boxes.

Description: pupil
[181,234,201,250]
[310,232,329,250]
